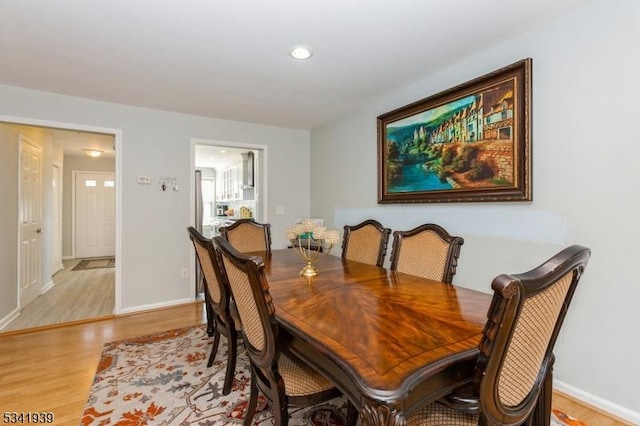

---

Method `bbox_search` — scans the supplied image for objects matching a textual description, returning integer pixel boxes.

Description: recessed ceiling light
[289,45,313,60]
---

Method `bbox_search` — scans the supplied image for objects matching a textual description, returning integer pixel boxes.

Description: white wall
[310,0,640,421]
[0,86,310,318]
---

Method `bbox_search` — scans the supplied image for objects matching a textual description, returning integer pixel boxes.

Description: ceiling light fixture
[84,149,103,158]
[289,45,313,60]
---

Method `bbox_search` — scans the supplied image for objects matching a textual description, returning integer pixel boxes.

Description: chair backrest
[390,223,464,283]
[342,219,391,267]
[475,245,591,425]
[219,219,272,254]
[212,235,276,370]
[187,226,231,316]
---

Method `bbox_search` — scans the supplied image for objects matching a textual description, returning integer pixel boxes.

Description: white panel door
[19,136,43,308]
[75,171,115,258]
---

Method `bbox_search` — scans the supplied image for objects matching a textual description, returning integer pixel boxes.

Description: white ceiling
[0,0,596,130]
[195,145,247,170]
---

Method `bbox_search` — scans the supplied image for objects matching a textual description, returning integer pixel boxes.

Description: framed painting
[377,58,532,203]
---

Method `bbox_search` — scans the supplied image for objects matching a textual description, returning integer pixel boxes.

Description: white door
[75,171,115,258]
[19,136,43,308]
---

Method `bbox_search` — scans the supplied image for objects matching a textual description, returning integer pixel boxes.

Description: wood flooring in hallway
[1,258,115,332]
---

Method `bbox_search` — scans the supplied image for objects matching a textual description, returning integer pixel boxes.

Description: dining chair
[342,219,391,267]
[390,223,464,283]
[407,244,591,426]
[187,226,241,395]
[219,218,272,254]
[212,235,341,426]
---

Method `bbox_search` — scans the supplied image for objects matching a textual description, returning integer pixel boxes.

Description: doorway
[0,117,121,333]
[191,139,267,297]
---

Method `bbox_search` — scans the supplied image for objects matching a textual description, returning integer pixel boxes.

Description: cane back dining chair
[407,244,591,426]
[219,218,272,254]
[212,236,341,426]
[390,223,464,284]
[187,226,242,395]
[342,219,392,267]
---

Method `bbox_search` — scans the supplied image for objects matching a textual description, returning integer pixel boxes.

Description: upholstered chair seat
[408,402,477,426]
[277,351,336,397]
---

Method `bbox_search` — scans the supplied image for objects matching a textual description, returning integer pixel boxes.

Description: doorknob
[36,228,43,233]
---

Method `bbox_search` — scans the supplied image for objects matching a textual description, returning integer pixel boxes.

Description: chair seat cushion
[407,402,478,426]
[278,352,335,397]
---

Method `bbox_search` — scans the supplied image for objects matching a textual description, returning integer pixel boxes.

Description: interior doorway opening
[0,116,121,333]
[191,139,267,298]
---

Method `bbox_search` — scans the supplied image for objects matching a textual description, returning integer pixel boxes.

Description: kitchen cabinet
[215,152,254,202]
[216,163,242,201]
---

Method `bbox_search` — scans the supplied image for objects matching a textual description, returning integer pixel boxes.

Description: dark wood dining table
[253,249,492,425]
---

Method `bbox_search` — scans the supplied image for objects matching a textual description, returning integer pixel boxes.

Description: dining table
[252,249,550,426]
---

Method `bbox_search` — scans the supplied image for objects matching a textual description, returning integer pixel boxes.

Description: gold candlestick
[285,220,340,277]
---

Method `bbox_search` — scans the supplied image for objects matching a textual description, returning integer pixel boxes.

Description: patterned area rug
[72,257,115,271]
[80,325,587,425]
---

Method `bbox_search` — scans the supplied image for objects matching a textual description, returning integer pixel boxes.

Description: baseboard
[0,308,21,331]
[117,297,195,315]
[41,279,55,294]
[554,379,640,424]
[62,255,74,260]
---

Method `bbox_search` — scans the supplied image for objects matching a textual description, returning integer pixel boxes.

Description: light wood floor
[0,303,205,425]
[0,303,630,426]
[2,259,115,332]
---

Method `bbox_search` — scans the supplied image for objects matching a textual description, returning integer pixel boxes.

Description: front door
[19,135,43,308]
[75,171,115,258]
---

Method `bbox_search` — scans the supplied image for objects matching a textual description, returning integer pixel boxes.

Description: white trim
[0,114,123,316]
[41,279,54,294]
[553,379,640,424]
[0,308,21,331]
[191,137,268,223]
[190,138,268,290]
[118,298,194,315]
[51,161,64,275]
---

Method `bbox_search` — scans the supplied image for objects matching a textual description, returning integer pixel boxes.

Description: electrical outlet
[181,268,189,279]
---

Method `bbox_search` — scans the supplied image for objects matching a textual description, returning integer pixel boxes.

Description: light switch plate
[137,176,151,184]
[275,206,285,216]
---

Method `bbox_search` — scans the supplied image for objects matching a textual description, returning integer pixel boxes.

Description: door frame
[51,161,64,275]
[0,114,123,314]
[72,170,116,259]
[189,138,268,290]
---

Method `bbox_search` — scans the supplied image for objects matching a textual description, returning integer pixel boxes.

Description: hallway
[2,258,115,332]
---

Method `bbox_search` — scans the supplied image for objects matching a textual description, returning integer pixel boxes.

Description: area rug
[72,256,115,271]
[80,325,587,425]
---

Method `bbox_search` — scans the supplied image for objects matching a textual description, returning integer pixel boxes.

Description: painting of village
[384,80,516,195]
